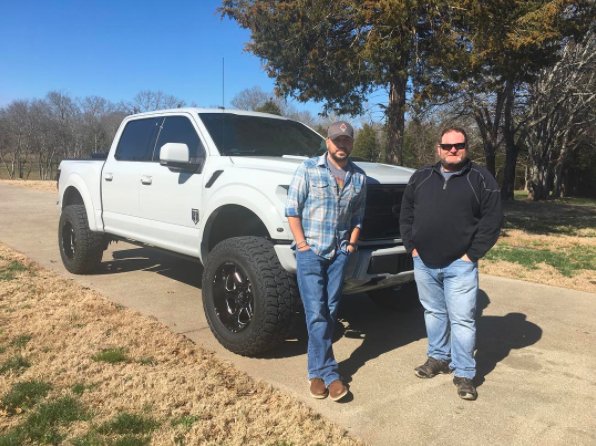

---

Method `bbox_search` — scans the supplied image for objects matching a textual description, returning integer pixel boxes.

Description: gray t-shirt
[328,159,348,190]
[441,167,463,181]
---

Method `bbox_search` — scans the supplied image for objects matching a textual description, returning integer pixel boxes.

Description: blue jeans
[413,256,478,379]
[296,248,350,386]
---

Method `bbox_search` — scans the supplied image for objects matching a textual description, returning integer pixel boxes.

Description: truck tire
[202,236,299,356]
[368,281,421,312]
[58,204,105,274]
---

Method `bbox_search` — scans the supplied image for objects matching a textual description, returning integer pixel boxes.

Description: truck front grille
[360,185,405,241]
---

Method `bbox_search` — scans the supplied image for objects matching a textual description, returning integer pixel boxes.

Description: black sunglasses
[439,143,466,150]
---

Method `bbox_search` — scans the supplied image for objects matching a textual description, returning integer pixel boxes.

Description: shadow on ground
[98,247,203,288]
[92,246,543,384]
[504,199,596,235]
[475,291,542,386]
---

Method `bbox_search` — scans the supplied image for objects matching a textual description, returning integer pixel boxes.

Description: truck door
[137,114,205,257]
[102,117,162,239]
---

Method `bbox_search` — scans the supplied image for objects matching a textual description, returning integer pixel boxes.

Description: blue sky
[0,0,332,115]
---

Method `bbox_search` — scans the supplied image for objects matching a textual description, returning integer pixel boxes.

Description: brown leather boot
[328,380,348,402]
[309,378,328,399]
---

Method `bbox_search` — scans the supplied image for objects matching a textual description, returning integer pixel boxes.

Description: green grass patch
[71,382,97,396]
[0,260,28,281]
[113,435,151,446]
[0,430,23,446]
[92,347,129,364]
[0,346,5,354]
[10,334,32,349]
[0,355,31,375]
[171,414,200,429]
[1,380,52,414]
[71,383,86,395]
[71,432,104,446]
[0,396,88,445]
[486,245,596,277]
[97,412,159,435]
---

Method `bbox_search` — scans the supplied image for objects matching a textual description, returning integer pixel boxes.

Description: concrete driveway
[1,183,594,445]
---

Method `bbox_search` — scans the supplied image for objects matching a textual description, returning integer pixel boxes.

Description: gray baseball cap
[327,121,354,140]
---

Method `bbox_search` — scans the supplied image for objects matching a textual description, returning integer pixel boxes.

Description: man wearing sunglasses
[399,127,503,401]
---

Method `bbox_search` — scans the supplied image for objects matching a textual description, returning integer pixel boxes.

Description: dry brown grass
[0,244,361,445]
[0,179,56,193]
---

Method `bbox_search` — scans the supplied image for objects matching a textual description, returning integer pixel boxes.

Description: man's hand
[298,244,310,252]
[347,244,356,254]
[412,248,419,257]
[461,253,472,262]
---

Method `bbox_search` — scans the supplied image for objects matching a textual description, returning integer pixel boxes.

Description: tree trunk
[484,144,496,177]
[386,75,408,165]
[472,88,506,178]
[527,158,550,200]
[501,81,518,200]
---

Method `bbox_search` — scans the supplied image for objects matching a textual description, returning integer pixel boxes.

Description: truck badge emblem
[191,209,199,225]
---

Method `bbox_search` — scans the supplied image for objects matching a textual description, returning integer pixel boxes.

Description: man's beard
[441,158,467,172]
[329,150,348,164]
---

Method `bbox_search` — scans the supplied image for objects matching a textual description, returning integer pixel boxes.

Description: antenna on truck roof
[221,57,225,110]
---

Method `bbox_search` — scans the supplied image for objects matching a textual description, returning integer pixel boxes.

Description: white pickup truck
[57,108,416,356]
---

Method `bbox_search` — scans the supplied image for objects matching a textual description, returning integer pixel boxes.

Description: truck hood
[229,156,415,184]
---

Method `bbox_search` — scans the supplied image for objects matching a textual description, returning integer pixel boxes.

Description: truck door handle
[104,173,113,181]
[140,175,152,185]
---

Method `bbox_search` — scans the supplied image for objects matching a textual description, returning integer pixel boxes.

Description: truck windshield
[199,113,325,157]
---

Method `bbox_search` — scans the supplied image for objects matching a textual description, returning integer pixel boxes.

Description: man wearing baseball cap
[285,121,367,402]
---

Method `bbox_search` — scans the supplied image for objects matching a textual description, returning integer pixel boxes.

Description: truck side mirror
[160,143,190,164]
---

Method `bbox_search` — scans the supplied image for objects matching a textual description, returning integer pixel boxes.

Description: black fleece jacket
[399,160,503,267]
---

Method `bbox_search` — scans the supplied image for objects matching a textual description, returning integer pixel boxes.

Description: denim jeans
[413,256,478,379]
[296,248,350,386]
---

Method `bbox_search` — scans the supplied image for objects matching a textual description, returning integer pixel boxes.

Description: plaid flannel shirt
[285,154,367,259]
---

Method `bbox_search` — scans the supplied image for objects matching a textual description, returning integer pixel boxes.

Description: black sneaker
[453,376,478,401]
[414,357,451,378]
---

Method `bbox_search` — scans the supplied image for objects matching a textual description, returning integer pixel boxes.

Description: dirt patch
[0,244,361,445]
[0,179,56,193]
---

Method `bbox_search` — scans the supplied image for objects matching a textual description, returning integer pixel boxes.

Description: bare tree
[46,91,79,159]
[230,86,271,111]
[130,90,185,113]
[78,96,127,156]
[28,99,56,180]
[522,33,596,200]
[0,101,31,179]
[230,86,319,126]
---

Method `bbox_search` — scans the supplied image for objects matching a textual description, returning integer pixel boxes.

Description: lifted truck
[57,108,415,356]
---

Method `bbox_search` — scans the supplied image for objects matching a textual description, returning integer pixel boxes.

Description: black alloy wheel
[212,261,254,333]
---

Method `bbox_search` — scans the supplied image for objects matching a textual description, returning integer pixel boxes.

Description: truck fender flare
[61,174,100,232]
[202,185,286,240]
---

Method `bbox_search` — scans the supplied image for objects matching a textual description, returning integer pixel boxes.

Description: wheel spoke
[213,262,254,333]
[61,223,76,259]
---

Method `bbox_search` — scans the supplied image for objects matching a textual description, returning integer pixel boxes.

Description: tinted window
[115,118,161,161]
[155,116,204,161]
[199,113,324,157]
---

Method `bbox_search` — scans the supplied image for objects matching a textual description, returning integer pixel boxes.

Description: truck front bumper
[274,243,415,295]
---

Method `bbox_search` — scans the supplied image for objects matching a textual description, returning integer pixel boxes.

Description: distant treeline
[0,90,187,181]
